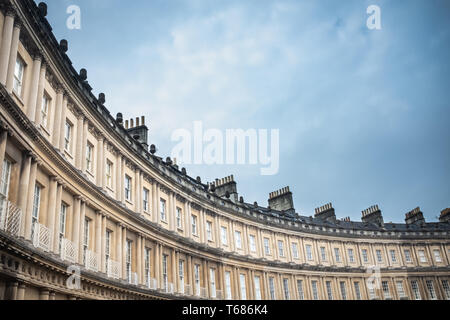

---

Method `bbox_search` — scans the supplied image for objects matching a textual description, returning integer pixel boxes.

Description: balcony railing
[128,272,138,285]
[60,238,78,263]
[184,284,192,296]
[107,259,121,279]
[162,282,174,294]
[32,223,52,252]
[200,287,207,298]
[0,194,22,237]
[147,277,158,290]
[85,250,99,272]
[216,290,223,300]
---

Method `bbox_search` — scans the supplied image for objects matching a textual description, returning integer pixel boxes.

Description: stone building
[0,0,449,300]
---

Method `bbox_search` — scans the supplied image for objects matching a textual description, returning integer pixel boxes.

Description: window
[292,243,299,259]
[143,188,149,212]
[368,286,376,300]
[59,204,67,253]
[160,198,166,221]
[30,185,41,241]
[64,121,72,152]
[126,240,132,283]
[254,276,262,300]
[194,264,200,296]
[362,249,369,263]
[191,215,198,235]
[269,277,276,300]
[206,221,212,241]
[106,161,113,189]
[264,238,270,255]
[178,259,184,293]
[176,207,182,228]
[320,247,327,261]
[426,280,437,300]
[376,250,383,263]
[404,249,412,263]
[283,278,290,300]
[235,231,242,249]
[433,250,442,263]
[249,235,256,252]
[339,281,347,300]
[86,143,93,172]
[83,218,89,264]
[239,274,247,300]
[210,268,216,298]
[105,230,111,272]
[225,271,232,300]
[124,175,132,201]
[354,282,361,300]
[297,279,304,300]
[145,248,151,287]
[396,281,406,298]
[326,281,333,300]
[13,56,25,96]
[441,280,450,300]
[311,280,319,300]
[347,248,354,263]
[221,226,227,245]
[382,281,391,299]
[0,159,12,224]
[162,254,168,290]
[278,240,284,257]
[418,250,427,263]
[41,94,50,127]
[306,244,313,261]
[390,250,397,263]
[334,248,341,262]
[411,280,421,300]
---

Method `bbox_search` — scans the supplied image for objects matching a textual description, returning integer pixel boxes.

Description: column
[17,283,26,300]
[171,249,177,289]
[141,236,146,284]
[6,282,18,300]
[155,243,161,288]
[95,211,101,256]
[80,117,88,172]
[58,94,68,151]
[74,115,83,168]
[5,19,21,93]
[39,289,49,301]
[184,201,191,238]
[34,62,47,124]
[115,153,121,200]
[102,140,108,188]
[25,53,42,120]
[203,259,209,297]
[116,223,123,278]
[214,215,220,248]
[78,200,86,263]
[120,156,125,203]
[47,178,58,252]
[137,235,142,284]
[134,168,140,213]
[17,152,31,237]
[243,225,249,255]
[96,136,104,187]
[187,255,193,294]
[175,250,180,292]
[71,197,81,259]
[156,184,160,224]
[0,130,8,180]
[24,158,38,240]
[53,181,63,254]
[51,87,64,147]
[101,214,106,272]
[0,10,15,85]
[121,226,127,280]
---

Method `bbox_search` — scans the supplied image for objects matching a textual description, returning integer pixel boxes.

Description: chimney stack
[125,116,149,150]
[314,203,336,222]
[361,205,384,226]
[268,186,294,213]
[405,207,425,225]
[212,175,238,202]
[439,208,450,223]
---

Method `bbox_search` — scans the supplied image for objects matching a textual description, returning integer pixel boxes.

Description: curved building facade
[0,0,449,300]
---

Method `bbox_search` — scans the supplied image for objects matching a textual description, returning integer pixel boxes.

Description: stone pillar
[58,94,68,151]
[71,196,81,259]
[95,211,102,256]
[51,87,64,147]
[155,243,161,288]
[34,62,47,125]
[17,152,31,236]
[25,54,42,120]
[46,177,58,250]
[102,140,107,188]
[39,289,49,300]
[243,225,249,255]
[53,183,63,253]
[7,282,18,300]
[5,20,21,93]
[187,255,193,294]
[75,115,83,169]
[134,168,140,213]
[171,249,177,289]
[81,117,88,172]
[79,200,86,263]
[0,10,15,85]
[116,223,123,278]
[24,158,38,240]
[101,213,106,272]
[49,292,56,300]
[156,184,160,224]
[137,234,142,284]
[0,130,8,180]
[120,156,125,203]
[184,201,191,238]
[203,259,209,298]
[96,136,104,187]
[121,226,127,280]
[214,215,220,248]
[115,153,121,200]
[17,283,26,300]
[152,181,157,222]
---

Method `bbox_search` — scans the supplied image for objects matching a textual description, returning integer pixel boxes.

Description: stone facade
[0,0,449,300]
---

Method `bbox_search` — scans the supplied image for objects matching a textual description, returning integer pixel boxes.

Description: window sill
[125,199,133,205]
[12,90,24,107]
[86,170,95,179]
[64,149,74,159]
[106,185,115,193]
[40,124,51,136]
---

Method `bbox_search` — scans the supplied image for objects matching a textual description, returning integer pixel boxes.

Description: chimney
[361,205,384,226]
[405,207,425,225]
[314,203,336,222]
[268,187,294,213]
[213,175,238,202]
[439,208,450,223]
[126,116,149,150]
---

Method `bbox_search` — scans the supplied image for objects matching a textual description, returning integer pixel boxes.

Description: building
[0,0,449,301]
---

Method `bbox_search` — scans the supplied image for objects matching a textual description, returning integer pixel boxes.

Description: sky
[41,0,450,223]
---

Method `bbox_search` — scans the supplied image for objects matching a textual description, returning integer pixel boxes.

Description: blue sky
[42,0,450,223]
